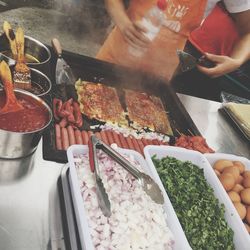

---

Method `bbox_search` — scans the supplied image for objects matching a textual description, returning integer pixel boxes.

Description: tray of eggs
[205,153,250,235]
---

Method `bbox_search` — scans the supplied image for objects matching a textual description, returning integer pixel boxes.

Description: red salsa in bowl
[0,91,51,133]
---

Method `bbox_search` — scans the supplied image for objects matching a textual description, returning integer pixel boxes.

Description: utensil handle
[51,38,62,56]
[88,137,95,173]
[100,142,142,179]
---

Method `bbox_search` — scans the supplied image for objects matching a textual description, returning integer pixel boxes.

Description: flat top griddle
[43,48,200,163]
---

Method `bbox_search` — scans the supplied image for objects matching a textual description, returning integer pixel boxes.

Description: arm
[198,9,250,78]
[105,0,150,48]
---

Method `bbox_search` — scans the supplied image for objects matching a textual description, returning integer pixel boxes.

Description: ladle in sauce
[0,60,24,114]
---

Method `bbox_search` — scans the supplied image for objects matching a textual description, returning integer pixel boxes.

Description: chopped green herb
[152,155,234,250]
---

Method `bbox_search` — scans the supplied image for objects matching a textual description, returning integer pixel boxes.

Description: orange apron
[96,0,207,81]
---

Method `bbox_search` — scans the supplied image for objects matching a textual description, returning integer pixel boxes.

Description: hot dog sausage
[55,124,62,150]
[67,125,76,145]
[126,136,136,151]
[73,101,83,128]
[131,137,143,155]
[59,117,68,128]
[118,133,129,148]
[100,130,109,145]
[61,127,69,150]
[75,129,83,144]
[81,131,89,145]
[112,131,122,147]
[137,139,145,155]
[105,130,115,145]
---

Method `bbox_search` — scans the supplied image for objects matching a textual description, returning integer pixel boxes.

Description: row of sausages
[55,124,168,155]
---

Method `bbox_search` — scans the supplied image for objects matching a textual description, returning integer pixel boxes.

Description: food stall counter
[0,93,249,250]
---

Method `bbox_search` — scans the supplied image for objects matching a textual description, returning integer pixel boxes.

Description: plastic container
[144,145,250,250]
[128,0,167,57]
[67,145,191,250]
[205,152,250,234]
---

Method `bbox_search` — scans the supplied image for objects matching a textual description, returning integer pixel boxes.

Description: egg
[244,223,250,233]
[232,184,244,193]
[243,171,250,179]
[223,166,240,182]
[242,176,250,188]
[240,188,250,205]
[214,169,220,177]
[213,159,233,173]
[233,202,247,219]
[228,191,241,203]
[236,175,244,184]
[219,173,235,191]
[233,161,245,174]
[246,206,250,224]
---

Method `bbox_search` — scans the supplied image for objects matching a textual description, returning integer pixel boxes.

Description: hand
[197,53,242,78]
[118,19,151,49]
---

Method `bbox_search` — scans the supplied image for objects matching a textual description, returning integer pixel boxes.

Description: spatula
[51,38,77,100]
[177,49,250,92]
[51,38,76,86]
[176,49,214,72]
[0,60,24,114]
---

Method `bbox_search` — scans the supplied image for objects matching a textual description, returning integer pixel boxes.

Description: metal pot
[0,89,52,159]
[0,34,51,76]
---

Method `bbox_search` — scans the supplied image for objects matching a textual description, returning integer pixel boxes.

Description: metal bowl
[0,34,51,75]
[0,89,52,159]
[6,66,52,98]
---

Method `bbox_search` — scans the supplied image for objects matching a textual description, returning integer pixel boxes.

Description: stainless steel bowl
[27,67,52,97]
[0,34,51,75]
[0,89,52,159]
[5,66,52,98]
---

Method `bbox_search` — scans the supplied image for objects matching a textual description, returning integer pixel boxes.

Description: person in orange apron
[96,0,250,82]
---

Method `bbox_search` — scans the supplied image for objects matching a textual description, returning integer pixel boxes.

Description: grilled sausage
[112,131,122,147]
[55,124,62,150]
[118,133,129,149]
[59,117,68,128]
[81,131,89,145]
[131,137,143,155]
[126,136,135,151]
[137,139,145,155]
[61,127,69,150]
[67,125,76,145]
[105,130,115,145]
[100,130,109,145]
[73,101,83,128]
[75,129,83,144]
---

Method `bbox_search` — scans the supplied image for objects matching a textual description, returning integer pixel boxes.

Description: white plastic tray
[205,152,250,236]
[144,145,250,250]
[67,145,191,250]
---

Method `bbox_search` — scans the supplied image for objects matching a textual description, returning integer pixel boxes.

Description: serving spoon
[0,60,24,114]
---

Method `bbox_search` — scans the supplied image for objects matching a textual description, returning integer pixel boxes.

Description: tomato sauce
[0,92,50,132]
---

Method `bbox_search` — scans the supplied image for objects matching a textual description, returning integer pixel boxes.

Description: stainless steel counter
[0,94,249,250]
[178,93,250,158]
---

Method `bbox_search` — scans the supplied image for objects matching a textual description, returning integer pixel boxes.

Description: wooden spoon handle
[3,21,18,60]
[51,38,62,57]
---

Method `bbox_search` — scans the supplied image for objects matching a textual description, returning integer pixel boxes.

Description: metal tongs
[88,135,164,217]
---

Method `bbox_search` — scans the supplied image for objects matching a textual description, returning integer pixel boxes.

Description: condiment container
[144,145,250,250]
